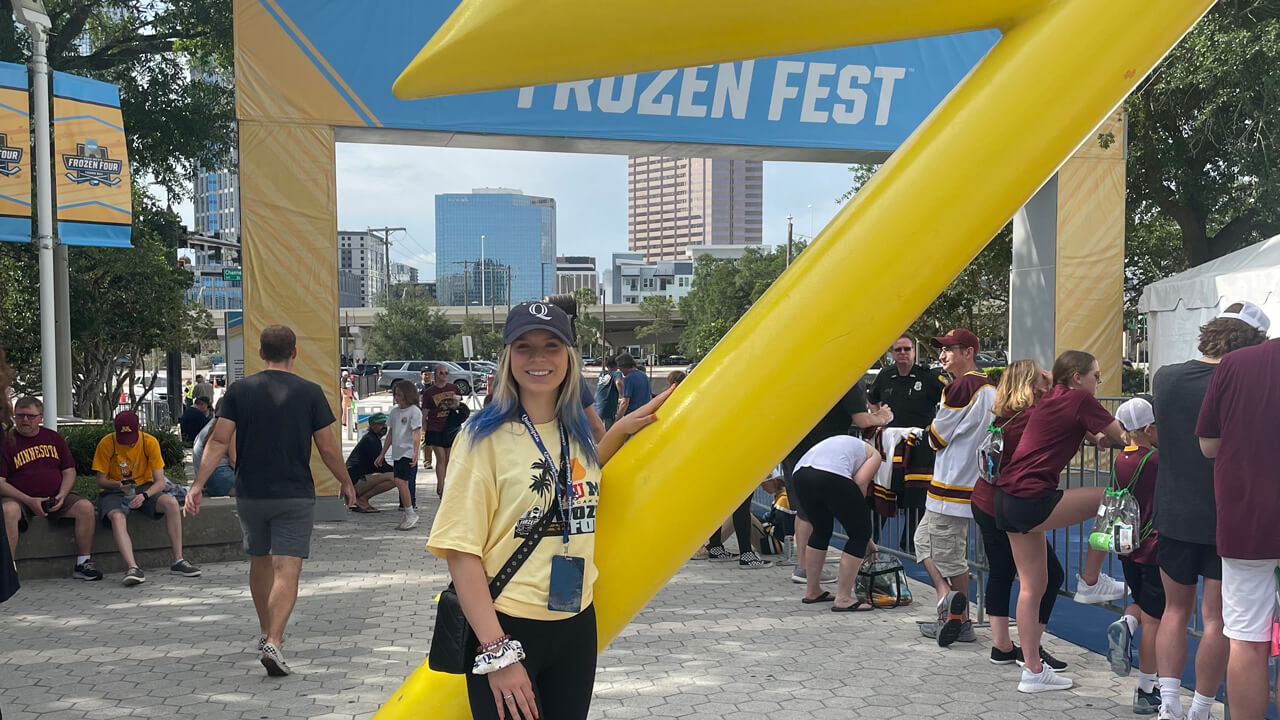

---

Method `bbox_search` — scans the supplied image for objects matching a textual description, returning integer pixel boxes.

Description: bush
[984,366,1006,386]
[59,423,186,482]
[1122,366,1148,396]
[72,474,101,502]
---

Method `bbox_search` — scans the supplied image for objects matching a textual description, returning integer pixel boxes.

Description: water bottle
[120,479,136,511]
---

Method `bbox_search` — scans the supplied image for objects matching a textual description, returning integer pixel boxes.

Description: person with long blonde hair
[428,302,671,720]
[970,360,1068,670]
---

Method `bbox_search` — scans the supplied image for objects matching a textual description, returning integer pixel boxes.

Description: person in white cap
[1195,303,1280,720]
[1104,397,1165,715]
[1151,301,1269,720]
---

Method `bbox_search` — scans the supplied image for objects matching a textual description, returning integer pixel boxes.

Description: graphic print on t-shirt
[515,457,597,539]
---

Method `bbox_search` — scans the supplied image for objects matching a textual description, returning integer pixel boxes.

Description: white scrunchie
[472,639,526,675]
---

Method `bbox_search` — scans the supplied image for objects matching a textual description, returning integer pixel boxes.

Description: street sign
[222,267,242,281]
[462,335,474,358]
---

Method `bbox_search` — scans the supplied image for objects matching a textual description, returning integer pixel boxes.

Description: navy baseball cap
[503,302,574,345]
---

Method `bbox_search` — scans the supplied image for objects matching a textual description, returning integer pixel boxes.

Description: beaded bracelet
[472,640,526,676]
[476,634,511,654]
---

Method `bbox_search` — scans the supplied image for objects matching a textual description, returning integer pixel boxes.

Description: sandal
[832,601,875,612]
[350,505,380,514]
[801,591,834,604]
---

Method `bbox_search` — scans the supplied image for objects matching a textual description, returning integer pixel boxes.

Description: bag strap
[485,495,562,600]
[987,409,1024,434]
[1110,448,1155,493]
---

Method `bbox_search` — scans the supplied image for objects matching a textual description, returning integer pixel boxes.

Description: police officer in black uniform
[867,335,947,552]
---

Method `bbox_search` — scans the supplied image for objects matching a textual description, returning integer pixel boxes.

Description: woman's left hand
[611,384,676,436]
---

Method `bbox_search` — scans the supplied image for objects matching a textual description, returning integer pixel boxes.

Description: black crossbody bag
[429,495,560,674]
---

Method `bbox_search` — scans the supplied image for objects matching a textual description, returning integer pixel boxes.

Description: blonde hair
[992,359,1040,417]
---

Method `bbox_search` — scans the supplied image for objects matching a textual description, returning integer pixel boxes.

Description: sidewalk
[0,468,1206,719]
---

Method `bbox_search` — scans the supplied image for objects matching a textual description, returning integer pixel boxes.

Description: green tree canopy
[366,297,453,362]
[677,244,797,359]
[453,314,503,360]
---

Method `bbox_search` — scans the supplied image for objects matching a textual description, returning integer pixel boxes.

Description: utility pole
[786,214,794,268]
[367,226,405,306]
[480,233,486,310]
[453,260,474,315]
[600,288,607,353]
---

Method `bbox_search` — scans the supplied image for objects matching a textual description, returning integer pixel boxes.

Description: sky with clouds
[180,145,858,283]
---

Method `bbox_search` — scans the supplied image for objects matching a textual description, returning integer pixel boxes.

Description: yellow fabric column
[375,2,1213,717]
[238,120,341,496]
[1056,111,1126,396]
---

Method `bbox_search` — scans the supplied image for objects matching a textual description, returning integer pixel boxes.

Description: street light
[13,0,56,428]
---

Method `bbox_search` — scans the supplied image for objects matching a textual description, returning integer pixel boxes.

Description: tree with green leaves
[678,245,796,359]
[635,295,675,350]
[366,297,453,362]
[1122,0,1280,266]
[453,314,502,360]
[571,287,601,353]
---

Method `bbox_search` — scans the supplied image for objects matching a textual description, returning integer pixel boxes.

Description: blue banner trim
[59,222,131,248]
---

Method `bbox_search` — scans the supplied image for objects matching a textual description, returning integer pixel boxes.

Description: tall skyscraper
[338,230,389,307]
[436,189,556,306]
[193,157,240,243]
[627,156,763,262]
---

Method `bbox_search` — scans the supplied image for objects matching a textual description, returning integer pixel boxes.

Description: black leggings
[465,605,597,720]
[973,504,1063,623]
[709,495,752,553]
[793,467,872,558]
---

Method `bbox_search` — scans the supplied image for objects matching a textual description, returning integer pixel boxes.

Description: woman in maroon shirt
[994,350,1126,693]
[972,360,1069,669]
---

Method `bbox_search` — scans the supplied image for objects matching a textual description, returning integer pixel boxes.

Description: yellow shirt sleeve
[426,434,497,560]
[91,435,113,477]
[144,434,165,472]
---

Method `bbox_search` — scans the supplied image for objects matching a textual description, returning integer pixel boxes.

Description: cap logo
[528,302,551,320]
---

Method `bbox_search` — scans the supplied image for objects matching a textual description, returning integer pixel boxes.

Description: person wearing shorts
[348,413,394,512]
[916,329,995,648]
[1104,398,1166,715]
[1196,313,1280,720]
[379,380,423,531]
[186,325,356,677]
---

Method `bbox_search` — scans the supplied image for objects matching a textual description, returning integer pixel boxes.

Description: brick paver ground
[0,462,1221,719]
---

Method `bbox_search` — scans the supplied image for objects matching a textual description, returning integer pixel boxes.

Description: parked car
[379,360,482,396]
[659,355,690,366]
[352,363,380,377]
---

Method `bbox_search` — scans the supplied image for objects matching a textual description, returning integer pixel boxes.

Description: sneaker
[170,559,201,577]
[1035,647,1068,671]
[1158,706,1183,720]
[738,551,773,569]
[260,642,291,677]
[790,567,837,584]
[1134,687,1162,715]
[256,634,267,653]
[936,591,968,647]
[957,620,977,643]
[122,566,146,586]
[1018,665,1073,693]
[707,545,737,562]
[991,644,1022,665]
[72,559,103,581]
[397,509,419,531]
[1074,572,1128,604]
[919,622,937,639]
[1107,616,1134,676]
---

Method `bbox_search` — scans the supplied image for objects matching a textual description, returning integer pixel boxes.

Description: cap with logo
[929,328,980,352]
[368,412,388,424]
[114,411,141,445]
[503,302,574,346]
[1116,397,1155,432]
[1218,301,1271,333]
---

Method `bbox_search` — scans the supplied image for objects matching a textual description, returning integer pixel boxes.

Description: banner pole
[28,23,57,429]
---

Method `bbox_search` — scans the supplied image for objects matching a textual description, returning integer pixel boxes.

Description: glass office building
[436,189,556,306]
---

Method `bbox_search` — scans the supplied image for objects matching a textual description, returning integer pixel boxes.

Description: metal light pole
[15,1,56,427]
[480,234,486,308]
[599,288,607,353]
[786,214,793,268]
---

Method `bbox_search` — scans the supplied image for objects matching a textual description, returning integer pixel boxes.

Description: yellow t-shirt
[91,432,165,489]
[427,420,601,621]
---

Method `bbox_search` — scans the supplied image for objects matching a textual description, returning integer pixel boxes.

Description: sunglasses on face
[892,347,912,353]
[14,412,40,420]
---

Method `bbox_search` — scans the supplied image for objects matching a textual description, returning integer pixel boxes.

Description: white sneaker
[1073,572,1127,604]
[1159,706,1183,720]
[790,567,837,584]
[397,509,419,531]
[1018,665,1073,693]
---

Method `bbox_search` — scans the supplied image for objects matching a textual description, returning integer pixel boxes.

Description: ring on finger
[503,693,514,700]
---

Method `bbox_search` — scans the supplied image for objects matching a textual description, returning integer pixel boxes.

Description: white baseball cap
[1218,301,1270,333]
[1116,398,1155,432]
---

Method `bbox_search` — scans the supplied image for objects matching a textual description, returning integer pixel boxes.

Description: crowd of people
[3,297,1278,720]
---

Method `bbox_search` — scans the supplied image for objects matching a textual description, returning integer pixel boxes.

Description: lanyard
[518,408,572,546]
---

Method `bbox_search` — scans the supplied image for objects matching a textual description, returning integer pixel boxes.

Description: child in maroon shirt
[1105,398,1164,714]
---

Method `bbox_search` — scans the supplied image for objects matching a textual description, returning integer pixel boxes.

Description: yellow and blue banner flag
[0,62,30,244]
[53,72,131,248]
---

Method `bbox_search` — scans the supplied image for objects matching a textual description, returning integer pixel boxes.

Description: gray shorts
[235,497,315,558]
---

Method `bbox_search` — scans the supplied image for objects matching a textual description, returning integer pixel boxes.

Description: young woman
[970,360,1069,670]
[376,380,422,531]
[792,434,881,612]
[995,350,1127,693]
[427,302,670,720]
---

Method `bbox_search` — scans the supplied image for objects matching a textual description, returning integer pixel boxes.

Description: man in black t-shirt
[348,413,394,512]
[780,380,892,583]
[867,336,947,551]
[178,397,213,444]
[186,325,355,678]
[1150,303,1268,719]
